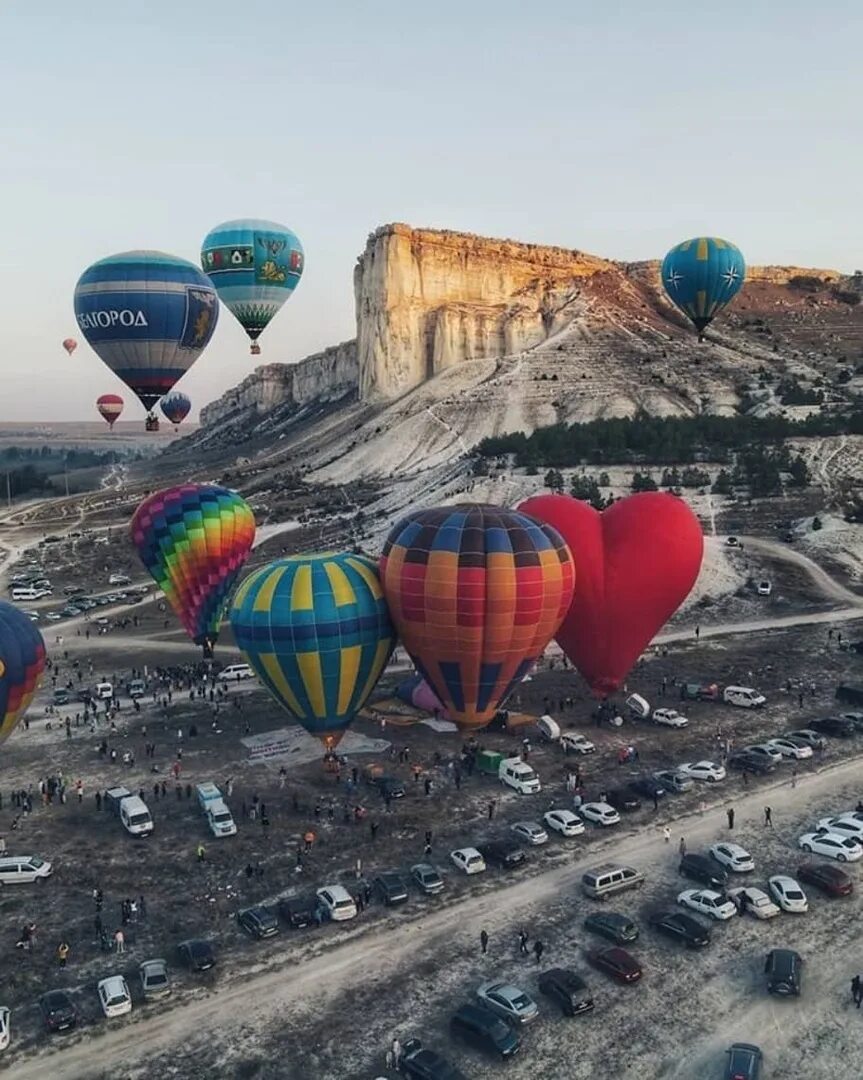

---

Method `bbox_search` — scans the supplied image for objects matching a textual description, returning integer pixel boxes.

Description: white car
[578,802,620,827]
[108,573,131,585]
[97,975,132,1018]
[542,809,584,837]
[757,581,772,596]
[816,816,863,840]
[677,760,726,783]
[727,887,781,920]
[745,743,783,764]
[0,1006,8,1051]
[766,737,813,760]
[710,843,755,873]
[798,831,863,862]
[677,889,736,921]
[510,821,548,846]
[450,847,487,875]
[560,732,595,754]
[768,875,809,913]
[219,664,254,681]
[651,708,689,729]
[316,885,358,921]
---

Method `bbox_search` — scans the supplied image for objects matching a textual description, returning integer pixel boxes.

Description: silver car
[510,821,549,846]
[476,981,539,1024]
[139,959,171,1000]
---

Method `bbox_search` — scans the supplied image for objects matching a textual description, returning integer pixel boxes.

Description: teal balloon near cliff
[661,237,745,341]
[201,219,304,354]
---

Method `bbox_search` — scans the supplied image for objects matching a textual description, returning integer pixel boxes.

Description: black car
[679,853,728,890]
[39,989,78,1033]
[809,716,856,738]
[836,684,863,706]
[411,863,445,895]
[450,1002,520,1058]
[765,948,802,996]
[376,776,406,799]
[605,788,641,812]
[649,911,710,949]
[237,906,280,939]
[480,841,528,870]
[725,1042,762,1080]
[727,751,774,775]
[373,871,409,906]
[629,775,666,799]
[177,938,216,972]
[398,1038,467,1080]
[52,688,71,705]
[279,894,318,928]
[537,967,594,1016]
[583,911,639,945]
[797,861,853,897]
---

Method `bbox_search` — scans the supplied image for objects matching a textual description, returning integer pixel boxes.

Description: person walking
[57,941,70,967]
[518,929,529,956]
[764,806,773,828]
[678,836,686,856]
[852,974,861,1007]
[652,792,659,812]
[114,928,125,954]
[196,842,206,863]
[727,807,735,830]
[480,929,489,954]
[663,826,671,843]
[533,940,544,964]
[487,800,495,821]
[304,830,315,853]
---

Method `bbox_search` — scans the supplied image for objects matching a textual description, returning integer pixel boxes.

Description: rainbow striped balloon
[130,484,256,652]
[0,601,46,746]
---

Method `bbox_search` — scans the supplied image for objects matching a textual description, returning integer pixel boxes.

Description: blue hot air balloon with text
[661,237,745,340]
[201,219,304,354]
[74,252,219,414]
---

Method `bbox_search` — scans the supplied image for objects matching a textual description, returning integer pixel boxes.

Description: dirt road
[739,534,861,605]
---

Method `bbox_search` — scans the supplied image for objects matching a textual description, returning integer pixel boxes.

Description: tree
[812,515,823,531]
[711,470,733,496]
[597,471,610,487]
[788,454,810,488]
[631,472,658,493]
[544,469,565,494]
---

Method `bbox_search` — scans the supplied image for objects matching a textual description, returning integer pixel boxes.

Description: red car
[586,946,643,983]
[797,862,852,897]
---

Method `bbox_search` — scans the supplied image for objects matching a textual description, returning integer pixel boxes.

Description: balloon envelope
[396,674,450,719]
[160,390,191,427]
[661,237,745,336]
[379,504,575,732]
[74,251,219,411]
[62,338,77,355]
[231,553,395,745]
[201,219,303,349]
[0,601,46,746]
[519,492,703,697]
[130,484,255,649]
[96,393,124,428]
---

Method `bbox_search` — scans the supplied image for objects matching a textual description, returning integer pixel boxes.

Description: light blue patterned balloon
[661,237,745,339]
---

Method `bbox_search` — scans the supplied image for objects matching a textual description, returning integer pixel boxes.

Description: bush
[631,472,658,493]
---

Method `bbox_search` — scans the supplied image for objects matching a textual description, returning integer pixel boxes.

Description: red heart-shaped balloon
[518,492,703,697]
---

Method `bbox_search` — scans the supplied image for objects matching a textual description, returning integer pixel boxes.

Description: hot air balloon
[201,219,303,353]
[0,601,46,746]
[661,237,745,340]
[62,338,77,355]
[379,504,575,732]
[73,251,219,423]
[160,390,191,430]
[518,493,703,698]
[230,553,395,748]
[130,484,255,656]
[96,393,124,430]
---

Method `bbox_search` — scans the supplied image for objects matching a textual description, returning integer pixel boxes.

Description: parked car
[808,716,856,738]
[629,776,666,800]
[177,939,216,972]
[97,975,132,1018]
[0,1006,8,1051]
[727,751,775,775]
[709,843,755,872]
[768,876,809,913]
[677,889,736,921]
[578,801,621,826]
[679,853,728,890]
[451,848,487,875]
[583,911,639,944]
[798,830,863,861]
[373,871,409,906]
[841,711,863,731]
[510,821,548,846]
[560,732,596,754]
[816,815,863,841]
[39,989,78,1033]
[278,894,318,929]
[797,862,853,897]
[727,887,780,920]
[723,686,766,708]
[317,885,358,920]
[543,809,584,837]
[411,863,445,895]
[653,769,694,793]
[680,682,721,702]
[649,910,710,948]
[756,581,772,596]
[605,788,641,812]
[744,744,783,765]
[218,663,254,681]
[139,958,171,1000]
[476,981,539,1025]
[237,905,280,939]
[538,968,594,1016]
[765,948,802,996]
[652,708,689,728]
[784,728,826,750]
[449,1003,520,1058]
[586,946,643,983]
[397,1038,467,1080]
[480,841,526,870]
[0,854,53,884]
[766,737,813,760]
[725,1042,763,1080]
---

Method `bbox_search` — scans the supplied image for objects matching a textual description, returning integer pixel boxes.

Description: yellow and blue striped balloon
[230,553,395,746]
[661,237,745,340]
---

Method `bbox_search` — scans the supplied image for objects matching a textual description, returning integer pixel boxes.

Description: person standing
[533,940,544,964]
[663,826,671,843]
[852,974,861,1007]
[518,929,529,956]
[196,842,206,863]
[678,836,686,856]
[480,929,489,955]
[57,941,70,967]
[764,806,773,828]
[727,807,735,830]
[114,928,125,954]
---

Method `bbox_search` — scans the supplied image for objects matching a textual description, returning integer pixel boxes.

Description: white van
[96,682,114,700]
[499,757,541,794]
[0,855,53,884]
[625,693,651,720]
[219,664,253,682]
[119,796,153,837]
[537,715,561,742]
[723,686,766,709]
[11,586,48,602]
[205,799,236,837]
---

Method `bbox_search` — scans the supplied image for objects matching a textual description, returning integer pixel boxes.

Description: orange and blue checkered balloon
[380,504,575,732]
[231,552,395,745]
[0,601,46,746]
[131,484,256,650]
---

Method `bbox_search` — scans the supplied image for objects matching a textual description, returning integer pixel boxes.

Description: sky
[1,0,860,421]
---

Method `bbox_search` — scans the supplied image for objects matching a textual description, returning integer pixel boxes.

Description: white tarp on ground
[241,726,390,767]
